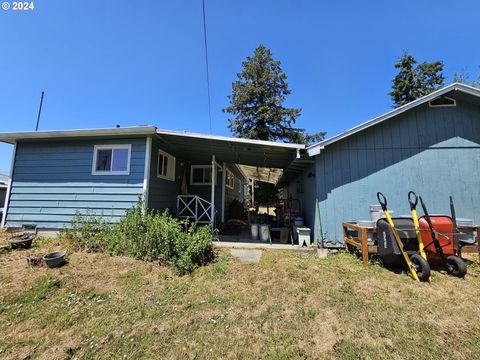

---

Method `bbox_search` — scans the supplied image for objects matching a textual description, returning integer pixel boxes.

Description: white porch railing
[177,195,214,224]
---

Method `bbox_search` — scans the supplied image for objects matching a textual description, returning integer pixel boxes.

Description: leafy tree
[390,52,445,107]
[224,45,325,144]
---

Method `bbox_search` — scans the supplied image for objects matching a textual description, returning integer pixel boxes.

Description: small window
[429,96,456,108]
[226,168,235,189]
[92,145,131,175]
[191,165,216,185]
[157,149,176,181]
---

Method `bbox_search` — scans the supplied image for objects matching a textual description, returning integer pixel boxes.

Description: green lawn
[1,236,480,359]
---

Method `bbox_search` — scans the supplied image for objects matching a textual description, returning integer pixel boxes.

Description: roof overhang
[0,126,158,144]
[155,129,305,184]
[307,82,480,156]
[0,125,305,185]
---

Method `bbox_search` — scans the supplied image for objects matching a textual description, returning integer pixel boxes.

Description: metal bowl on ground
[7,234,35,249]
[43,252,66,268]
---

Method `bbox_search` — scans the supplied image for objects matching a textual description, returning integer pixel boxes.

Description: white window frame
[428,96,457,108]
[190,165,217,186]
[157,149,176,181]
[225,168,235,189]
[92,144,131,176]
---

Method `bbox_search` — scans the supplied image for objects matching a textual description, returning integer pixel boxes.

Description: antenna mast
[35,91,44,131]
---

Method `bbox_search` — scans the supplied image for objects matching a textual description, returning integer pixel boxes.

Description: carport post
[221,162,226,223]
[211,155,215,229]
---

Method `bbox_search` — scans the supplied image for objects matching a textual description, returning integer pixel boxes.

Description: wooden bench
[342,221,480,266]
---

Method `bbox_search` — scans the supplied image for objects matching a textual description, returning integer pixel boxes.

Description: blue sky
[0,0,479,174]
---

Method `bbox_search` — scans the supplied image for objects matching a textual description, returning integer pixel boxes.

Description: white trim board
[143,137,152,207]
[0,126,157,145]
[156,129,305,149]
[221,162,226,223]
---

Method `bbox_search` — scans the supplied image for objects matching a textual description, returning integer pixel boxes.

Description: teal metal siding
[5,138,146,229]
[312,99,480,246]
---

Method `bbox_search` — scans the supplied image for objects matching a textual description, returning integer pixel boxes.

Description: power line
[202,0,213,133]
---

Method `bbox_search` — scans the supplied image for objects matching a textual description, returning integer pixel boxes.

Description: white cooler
[295,227,311,247]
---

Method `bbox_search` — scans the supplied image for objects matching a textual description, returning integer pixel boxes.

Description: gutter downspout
[1,141,17,228]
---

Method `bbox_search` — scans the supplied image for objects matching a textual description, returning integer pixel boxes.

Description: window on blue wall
[191,165,216,186]
[157,149,176,181]
[226,168,235,189]
[92,145,131,175]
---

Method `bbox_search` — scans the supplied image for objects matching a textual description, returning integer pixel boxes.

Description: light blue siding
[311,99,480,246]
[5,138,146,229]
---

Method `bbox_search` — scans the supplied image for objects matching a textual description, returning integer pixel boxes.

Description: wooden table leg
[361,227,368,267]
[343,224,348,250]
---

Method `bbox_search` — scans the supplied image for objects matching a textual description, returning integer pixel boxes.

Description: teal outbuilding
[284,83,480,247]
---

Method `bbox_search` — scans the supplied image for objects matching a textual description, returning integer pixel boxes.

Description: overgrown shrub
[63,202,215,274]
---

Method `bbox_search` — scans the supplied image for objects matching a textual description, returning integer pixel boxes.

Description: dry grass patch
[0,239,479,359]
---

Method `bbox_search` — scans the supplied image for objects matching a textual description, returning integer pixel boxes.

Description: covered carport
[153,129,305,225]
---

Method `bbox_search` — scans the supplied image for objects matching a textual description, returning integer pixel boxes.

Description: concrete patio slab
[229,249,262,263]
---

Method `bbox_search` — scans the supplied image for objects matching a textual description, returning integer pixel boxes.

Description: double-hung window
[191,165,216,185]
[226,168,235,189]
[157,149,176,181]
[92,144,131,175]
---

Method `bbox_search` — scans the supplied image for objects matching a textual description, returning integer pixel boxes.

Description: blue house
[1,82,479,248]
[0,127,304,230]
[283,82,480,246]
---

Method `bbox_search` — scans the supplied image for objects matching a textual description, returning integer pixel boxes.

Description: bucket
[259,225,270,242]
[294,217,304,227]
[250,224,259,240]
[456,218,475,244]
[356,220,375,244]
[369,205,383,223]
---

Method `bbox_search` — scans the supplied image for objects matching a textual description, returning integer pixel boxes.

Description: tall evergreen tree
[390,52,445,107]
[224,45,325,144]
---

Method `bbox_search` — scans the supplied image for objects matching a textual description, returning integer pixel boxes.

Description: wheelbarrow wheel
[446,256,467,278]
[410,254,430,282]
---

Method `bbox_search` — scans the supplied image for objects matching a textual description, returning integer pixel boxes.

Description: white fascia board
[0,126,158,144]
[307,82,480,154]
[156,129,306,150]
[307,145,324,157]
